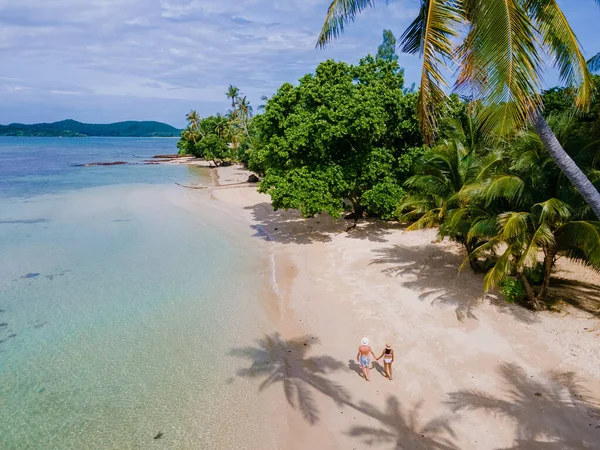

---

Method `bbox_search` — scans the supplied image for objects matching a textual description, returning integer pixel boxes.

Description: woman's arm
[391,349,395,362]
[376,350,384,361]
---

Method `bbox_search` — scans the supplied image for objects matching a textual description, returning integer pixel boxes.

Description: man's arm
[356,350,360,361]
[370,348,377,358]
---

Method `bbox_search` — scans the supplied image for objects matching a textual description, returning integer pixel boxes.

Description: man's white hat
[361,337,369,345]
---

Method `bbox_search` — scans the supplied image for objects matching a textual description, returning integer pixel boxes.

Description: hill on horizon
[0,119,182,137]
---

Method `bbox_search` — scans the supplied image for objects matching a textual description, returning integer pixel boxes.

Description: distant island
[0,119,182,137]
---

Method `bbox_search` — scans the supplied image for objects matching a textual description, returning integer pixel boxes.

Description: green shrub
[499,278,526,304]
[524,262,545,285]
[361,180,405,220]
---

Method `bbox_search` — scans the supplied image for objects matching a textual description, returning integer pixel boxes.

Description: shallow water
[0,138,280,449]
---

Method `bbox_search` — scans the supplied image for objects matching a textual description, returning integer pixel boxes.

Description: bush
[524,262,545,285]
[499,278,526,304]
[361,180,405,220]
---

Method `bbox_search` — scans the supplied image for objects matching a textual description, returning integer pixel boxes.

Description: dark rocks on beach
[153,432,164,440]
[0,323,7,327]
[152,154,179,159]
[21,273,40,279]
[247,174,259,183]
[74,161,128,167]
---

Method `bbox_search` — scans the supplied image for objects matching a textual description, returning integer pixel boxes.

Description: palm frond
[498,211,530,241]
[589,53,600,73]
[468,217,498,239]
[483,247,513,291]
[533,198,573,224]
[556,221,600,270]
[525,0,593,110]
[518,222,555,268]
[482,175,525,206]
[401,0,461,142]
[317,0,379,48]
[457,0,542,135]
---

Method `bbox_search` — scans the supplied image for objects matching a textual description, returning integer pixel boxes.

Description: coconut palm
[257,94,269,112]
[400,106,501,271]
[236,96,253,137]
[226,84,240,108]
[317,0,600,219]
[465,124,600,310]
[185,110,200,130]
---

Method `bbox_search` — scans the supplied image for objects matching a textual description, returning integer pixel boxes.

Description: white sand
[190,164,600,449]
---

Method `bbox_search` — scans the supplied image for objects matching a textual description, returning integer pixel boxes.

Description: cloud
[0,0,592,126]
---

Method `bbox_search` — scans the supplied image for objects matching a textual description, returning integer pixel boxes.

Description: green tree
[235,96,253,137]
[226,84,240,108]
[317,0,600,220]
[177,110,203,156]
[376,29,399,64]
[251,56,423,222]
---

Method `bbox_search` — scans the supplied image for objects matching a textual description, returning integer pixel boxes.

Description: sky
[0,0,597,128]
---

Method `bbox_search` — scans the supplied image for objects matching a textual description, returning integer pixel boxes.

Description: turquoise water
[0,138,279,449]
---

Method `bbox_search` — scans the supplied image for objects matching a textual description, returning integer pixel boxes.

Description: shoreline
[195,163,600,448]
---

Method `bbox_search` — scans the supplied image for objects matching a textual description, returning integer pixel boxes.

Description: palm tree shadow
[549,277,600,318]
[370,243,538,324]
[229,333,350,424]
[447,363,600,449]
[348,397,459,450]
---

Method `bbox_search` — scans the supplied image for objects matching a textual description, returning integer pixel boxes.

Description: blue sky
[0,0,597,127]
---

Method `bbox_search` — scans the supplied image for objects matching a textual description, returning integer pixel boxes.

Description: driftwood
[174,181,255,190]
[174,182,207,189]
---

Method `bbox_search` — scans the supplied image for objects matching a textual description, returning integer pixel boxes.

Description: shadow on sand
[231,333,459,449]
[549,277,600,318]
[447,363,600,449]
[229,333,350,424]
[348,397,458,450]
[370,243,537,324]
[244,202,406,245]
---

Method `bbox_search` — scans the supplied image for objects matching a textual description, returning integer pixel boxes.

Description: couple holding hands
[356,337,394,382]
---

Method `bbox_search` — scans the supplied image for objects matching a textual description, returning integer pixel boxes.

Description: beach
[205,163,600,449]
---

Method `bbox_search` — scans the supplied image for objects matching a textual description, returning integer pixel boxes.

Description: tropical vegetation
[177,86,254,166]
[179,28,600,310]
[317,0,600,220]
[249,56,424,222]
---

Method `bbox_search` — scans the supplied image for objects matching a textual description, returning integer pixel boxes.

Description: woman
[376,343,394,380]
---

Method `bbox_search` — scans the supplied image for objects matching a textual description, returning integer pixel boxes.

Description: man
[356,337,376,381]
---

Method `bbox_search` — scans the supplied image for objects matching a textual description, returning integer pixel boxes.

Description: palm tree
[317,0,600,219]
[226,84,240,108]
[465,124,600,310]
[257,94,269,112]
[185,110,200,130]
[236,96,253,137]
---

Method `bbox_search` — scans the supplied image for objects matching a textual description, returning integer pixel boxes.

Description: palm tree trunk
[531,111,600,219]
[519,272,544,311]
[536,247,557,303]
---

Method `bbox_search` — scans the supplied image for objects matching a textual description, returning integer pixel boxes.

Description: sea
[0,137,282,449]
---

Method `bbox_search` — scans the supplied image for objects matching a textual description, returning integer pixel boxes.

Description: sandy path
[201,165,600,449]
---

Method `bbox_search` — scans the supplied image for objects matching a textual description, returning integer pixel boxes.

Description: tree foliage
[317,0,600,220]
[376,29,399,64]
[251,56,424,220]
[402,107,600,309]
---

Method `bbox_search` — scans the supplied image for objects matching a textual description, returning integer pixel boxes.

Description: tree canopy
[250,56,423,221]
[376,29,398,64]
